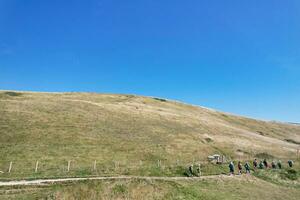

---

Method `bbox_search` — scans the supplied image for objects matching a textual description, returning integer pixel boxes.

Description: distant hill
[288,122,300,126]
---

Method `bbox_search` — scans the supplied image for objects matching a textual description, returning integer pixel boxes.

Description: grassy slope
[1,175,300,200]
[0,91,299,179]
[0,91,300,200]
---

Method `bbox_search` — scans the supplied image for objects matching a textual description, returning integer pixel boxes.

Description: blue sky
[0,0,299,122]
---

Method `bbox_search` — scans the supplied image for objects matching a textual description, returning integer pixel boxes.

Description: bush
[281,169,298,180]
[204,138,213,143]
[153,97,167,102]
[4,92,23,96]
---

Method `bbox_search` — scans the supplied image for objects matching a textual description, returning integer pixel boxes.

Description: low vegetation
[1,174,300,200]
[284,139,300,145]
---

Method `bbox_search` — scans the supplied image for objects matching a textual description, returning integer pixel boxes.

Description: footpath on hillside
[0,174,249,186]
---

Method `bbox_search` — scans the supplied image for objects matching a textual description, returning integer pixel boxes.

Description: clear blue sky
[0,0,299,122]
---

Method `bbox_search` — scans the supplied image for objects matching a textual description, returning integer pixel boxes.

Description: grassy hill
[0,90,300,199]
[0,90,299,178]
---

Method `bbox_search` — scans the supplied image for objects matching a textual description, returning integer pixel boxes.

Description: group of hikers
[186,159,295,177]
[186,163,202,177]
[228,159,294,175]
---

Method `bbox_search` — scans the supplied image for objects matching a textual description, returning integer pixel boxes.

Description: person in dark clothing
[244,162,251,174]
[196,164,201,177]
[277,160,282,169]
[188,164,194,176]
[288,160,294,168]
[259,160,264,169]
[253,159,258,170]
[271,161,276,169]
[229,161,235,175]
[238,161,243,174]
[263,159,268,168]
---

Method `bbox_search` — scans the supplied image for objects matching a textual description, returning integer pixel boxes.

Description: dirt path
[0,175,244,186]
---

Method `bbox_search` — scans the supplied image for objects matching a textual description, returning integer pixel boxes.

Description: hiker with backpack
[253,159,258,170]
[188,164,194,176]
[238,161,243,174]
[244,162,251,174]
[259,160,264,169]
[263,159,268,168]
[271,161,277,169]
[288,160,294,168]
[195,163,201,177]
[277,160,282,169]
[229,161,235,175]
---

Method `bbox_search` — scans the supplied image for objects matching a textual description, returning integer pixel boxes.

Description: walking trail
[0,174,246,186]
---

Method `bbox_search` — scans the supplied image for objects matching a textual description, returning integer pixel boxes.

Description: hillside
[0,90,299,179]
[2,175,300,200]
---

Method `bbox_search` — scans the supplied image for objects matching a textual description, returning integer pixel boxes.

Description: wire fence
[1,152,298,180]
[0,159,230,179]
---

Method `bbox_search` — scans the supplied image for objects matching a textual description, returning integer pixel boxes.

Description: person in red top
[238,161,243,174]
[253,159,258,170]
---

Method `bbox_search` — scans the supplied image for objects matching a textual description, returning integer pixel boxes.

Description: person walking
[277,160,282,169]
[229,161,235,175]
[288,160,294,168]
[196,163,201,177]
[253,159,258,170]
[263,159,268,168]
[259,160,264,169]
[271,161,276,169]
[238,161,243,175]
[244,162,251,174]
[188,164,194,176]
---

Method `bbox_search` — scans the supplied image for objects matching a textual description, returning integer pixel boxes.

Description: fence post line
[67,161,71,172]
[35,161,39,173]
[8,161,12,173]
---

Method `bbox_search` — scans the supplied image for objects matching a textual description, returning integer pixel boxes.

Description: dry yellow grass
[1,175,300,200]
[0,90,299,178]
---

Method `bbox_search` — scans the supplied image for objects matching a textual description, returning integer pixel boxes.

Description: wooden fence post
[93,160,97,171]
[114,161,119,171]
[67,161,71,172]
[198,163,202,176]
[35,161,39,173]
[8,161,12,173]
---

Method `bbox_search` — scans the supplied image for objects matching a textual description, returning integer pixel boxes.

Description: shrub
[281,169,298,180]
[204,138,213,143]
[112,184,127,194]
[4,91,23,96]
[153,97,167,102]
